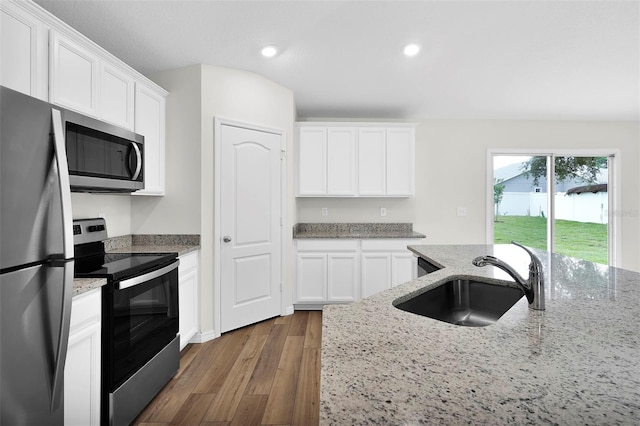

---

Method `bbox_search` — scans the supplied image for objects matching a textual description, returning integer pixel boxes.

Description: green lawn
[494,216,608,265]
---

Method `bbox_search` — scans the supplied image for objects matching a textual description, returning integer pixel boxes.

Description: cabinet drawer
[361,239,421,251]
[179,251,199,271]
[296,239,359,251]
[70,288,101,329]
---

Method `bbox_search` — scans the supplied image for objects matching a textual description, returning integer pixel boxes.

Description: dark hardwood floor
[133,310,322,426]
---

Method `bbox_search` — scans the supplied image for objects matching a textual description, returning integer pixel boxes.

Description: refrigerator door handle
[49,260,74,412]
[51,108,74,260]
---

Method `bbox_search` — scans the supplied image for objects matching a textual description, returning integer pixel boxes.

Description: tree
[494,178,505,219]
[521,156,607,187]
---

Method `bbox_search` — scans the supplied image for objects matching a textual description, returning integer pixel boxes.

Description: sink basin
[394,278,524,326]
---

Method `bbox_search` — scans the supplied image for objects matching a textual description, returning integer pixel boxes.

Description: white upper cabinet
[99,62,135,130]
[297,122,415,197]
[386,127,415,196]
[0,1,47,99]
[298,127,328,195]
[50,30,100,116]
[2,1,168,196]
[357,127,387,195]
[50,30,136,130]
[134,84,166,195]
[297,126,357,196]
[327,127,357,195]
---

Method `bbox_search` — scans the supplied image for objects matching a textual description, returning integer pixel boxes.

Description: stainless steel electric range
[73,218,180,426]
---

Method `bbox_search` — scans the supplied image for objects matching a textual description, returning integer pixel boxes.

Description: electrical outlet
[321,207,328,216]
[380,207,387,217]
[457,207,468,217]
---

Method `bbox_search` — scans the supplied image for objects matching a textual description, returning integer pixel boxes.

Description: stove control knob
[223,236,232,243]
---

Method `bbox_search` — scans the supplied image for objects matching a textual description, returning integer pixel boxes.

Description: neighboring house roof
[566,183,608,195]
[494,162,525,183]
[495,161,608,191]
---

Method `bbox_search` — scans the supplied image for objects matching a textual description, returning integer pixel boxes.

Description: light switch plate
[380,207,387,217]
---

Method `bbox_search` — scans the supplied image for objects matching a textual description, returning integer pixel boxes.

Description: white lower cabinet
[295,240,359,308]
[360,252,392,298]
[179,251,199,350]
[295,239,419,308]
[65,288,101,426]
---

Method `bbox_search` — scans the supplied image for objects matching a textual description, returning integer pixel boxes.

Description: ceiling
[34,0,639,121]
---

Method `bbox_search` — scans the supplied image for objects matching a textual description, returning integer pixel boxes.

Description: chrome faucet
[472,242,545,310]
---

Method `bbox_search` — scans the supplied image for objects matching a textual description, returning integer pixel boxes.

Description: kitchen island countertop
[321,244,640,425]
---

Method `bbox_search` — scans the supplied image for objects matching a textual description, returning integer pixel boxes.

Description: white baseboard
[283,305,294,316]
[189,329,218,344]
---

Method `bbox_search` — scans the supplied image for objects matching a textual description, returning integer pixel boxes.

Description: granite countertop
[321,244,640,425]
[293,223,426,239]
[72,234,200,296]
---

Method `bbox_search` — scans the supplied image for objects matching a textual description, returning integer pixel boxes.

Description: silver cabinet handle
[223,236,232,243]
[131,142,142,180]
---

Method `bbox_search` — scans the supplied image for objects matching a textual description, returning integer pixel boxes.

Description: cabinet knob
[223,236,232,243]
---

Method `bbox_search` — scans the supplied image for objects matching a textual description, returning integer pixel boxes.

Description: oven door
[104,260,179,390]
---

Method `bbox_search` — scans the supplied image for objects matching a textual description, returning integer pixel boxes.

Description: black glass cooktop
[74,252,178,281]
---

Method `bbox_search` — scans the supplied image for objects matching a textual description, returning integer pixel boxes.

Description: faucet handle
[511,241,544,278]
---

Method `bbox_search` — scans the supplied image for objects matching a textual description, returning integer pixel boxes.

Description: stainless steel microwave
[64,109,144,193]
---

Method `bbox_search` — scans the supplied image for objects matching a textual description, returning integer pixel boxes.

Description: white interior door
[220,123,282,333]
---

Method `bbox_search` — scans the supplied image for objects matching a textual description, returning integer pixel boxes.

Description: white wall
[296,119,640,272]
[415,120,639,271]
[71,193,131,237]
[131,66,202,234]
[200,65,296,334]
[131,64,296,336]
[297,197,415,223]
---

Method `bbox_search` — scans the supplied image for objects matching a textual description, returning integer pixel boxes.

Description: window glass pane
[553,156,608,264]
[493,155,548,251]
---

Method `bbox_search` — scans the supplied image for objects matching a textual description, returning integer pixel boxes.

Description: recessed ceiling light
[403,43,421,57]
[261,46,278,58]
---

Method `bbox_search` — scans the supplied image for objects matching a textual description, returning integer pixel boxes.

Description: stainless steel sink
[394,278,524,326]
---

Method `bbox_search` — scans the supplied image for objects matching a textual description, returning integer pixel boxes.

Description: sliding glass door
[490,152,615,266]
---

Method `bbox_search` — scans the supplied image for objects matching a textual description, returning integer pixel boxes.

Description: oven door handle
[117,260,180,290]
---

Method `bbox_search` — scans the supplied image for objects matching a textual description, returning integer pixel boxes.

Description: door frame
[213,117,288,337]
[486,148,621,267]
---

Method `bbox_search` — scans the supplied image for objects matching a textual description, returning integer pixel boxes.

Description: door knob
[223,236,232,243]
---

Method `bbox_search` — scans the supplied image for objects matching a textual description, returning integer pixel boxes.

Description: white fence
[497,192,608,224]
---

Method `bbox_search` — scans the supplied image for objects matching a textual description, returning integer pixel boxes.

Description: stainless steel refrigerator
[1,86,74,425]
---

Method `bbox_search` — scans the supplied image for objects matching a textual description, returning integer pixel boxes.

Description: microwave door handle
[51,109,73,260]
[130,142,142,180]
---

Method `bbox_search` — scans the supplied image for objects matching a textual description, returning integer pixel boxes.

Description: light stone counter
[72,234,200,296]
[293,223,426,239]
[321,244,640,425]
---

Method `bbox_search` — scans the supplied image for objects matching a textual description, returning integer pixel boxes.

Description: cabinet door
[327,253,359,302]
[360,253,391,298]
[296,253,327,303]
[50,30,99,116]
[179,252,199,350]
[358,127,386,195]
[298,127,327,195]
[100,62,135,130]
[0,2,47,99]
[386,127,415,196]
[327,127,356,195]
[65,289,101,426]
[391,252,417,287]
[134,84,166,195]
